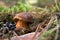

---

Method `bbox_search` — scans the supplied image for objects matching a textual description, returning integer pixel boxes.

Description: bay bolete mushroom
[13,12,34,30]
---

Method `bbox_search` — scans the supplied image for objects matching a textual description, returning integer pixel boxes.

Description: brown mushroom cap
[13,12,34,23]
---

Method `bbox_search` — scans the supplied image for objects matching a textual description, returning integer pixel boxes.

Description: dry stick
[54,0,60,11]
[32,16,55,40]
[50,24,60,32]
[31,20,47,40]
[39,16,55,35]
[37,16,55,40]
[45,16,55,31]
[13,31,20,40]
[40,23,60,39]
[37,18,60,40]
[37,25,60,40]
[13,31,18,36]
[54,15,59,40]
[54,24,59,40]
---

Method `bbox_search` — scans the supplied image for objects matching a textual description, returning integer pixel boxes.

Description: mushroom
[13,12,34,30]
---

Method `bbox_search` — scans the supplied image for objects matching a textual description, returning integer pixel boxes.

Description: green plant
[0,6,5,12]
[0,0,31,13]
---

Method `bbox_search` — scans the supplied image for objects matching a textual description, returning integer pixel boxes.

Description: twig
[37,16,55,40]
[54,15,59,40]
[13,31,18,36]
[54,25,59,40]
[13,31,20,40]
[48,24,60,33]
[37,23,60,40]
[31,20,46,40]
[54,0,60,11]
[45,16,55,31]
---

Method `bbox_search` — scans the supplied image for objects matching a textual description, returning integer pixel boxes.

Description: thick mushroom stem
[16,20,29,30]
